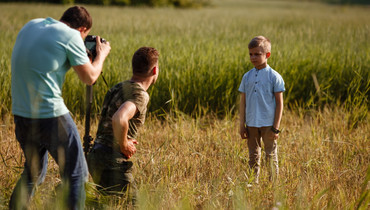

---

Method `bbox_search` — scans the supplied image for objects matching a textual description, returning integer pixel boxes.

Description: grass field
[0,0,369,117]
[0,0,369,209]
[0,108,369,209]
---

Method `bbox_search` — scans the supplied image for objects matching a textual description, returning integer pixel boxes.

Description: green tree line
[317,0,368,4]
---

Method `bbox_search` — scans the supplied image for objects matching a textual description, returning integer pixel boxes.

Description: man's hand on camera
[73,36,110,85]
[95,35,111,60]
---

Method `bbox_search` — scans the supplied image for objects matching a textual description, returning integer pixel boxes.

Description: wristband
[271,127,280,134]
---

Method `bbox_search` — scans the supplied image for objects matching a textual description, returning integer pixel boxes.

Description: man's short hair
[132,47,159,77]
[248,36,271,53]
[60,6,92,30]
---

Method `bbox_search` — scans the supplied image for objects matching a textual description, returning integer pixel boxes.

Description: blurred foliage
[276,0,369,5]
[0,0,211,7]
[320,0,369,4]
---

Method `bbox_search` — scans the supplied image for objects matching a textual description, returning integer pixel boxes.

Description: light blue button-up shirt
[238,65,285,127]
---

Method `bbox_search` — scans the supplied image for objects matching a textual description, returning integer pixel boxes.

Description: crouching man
[87,47,159,205]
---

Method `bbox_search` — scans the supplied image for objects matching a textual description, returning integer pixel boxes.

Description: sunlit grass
[0,0,369,209]
[0,0,369,118]
[1,107,369,209]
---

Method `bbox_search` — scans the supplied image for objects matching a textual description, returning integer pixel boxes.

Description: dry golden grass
[0,106,369,209]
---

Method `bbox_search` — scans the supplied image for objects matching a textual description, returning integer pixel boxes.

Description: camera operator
[10,6,110,210]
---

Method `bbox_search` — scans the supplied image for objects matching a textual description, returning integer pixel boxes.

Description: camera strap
[101,73,108,87]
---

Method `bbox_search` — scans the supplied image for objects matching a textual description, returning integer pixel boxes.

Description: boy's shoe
[246,179,259,188]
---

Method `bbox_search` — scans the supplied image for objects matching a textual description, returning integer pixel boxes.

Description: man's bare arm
[73,36,111,85]
[112,101,138,158]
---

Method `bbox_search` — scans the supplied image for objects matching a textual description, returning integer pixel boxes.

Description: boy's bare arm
[239,93,248,139]
[112,101,139,159]
[273,92,284,131]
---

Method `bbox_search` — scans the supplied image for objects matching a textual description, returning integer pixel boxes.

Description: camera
[84,35,107,61]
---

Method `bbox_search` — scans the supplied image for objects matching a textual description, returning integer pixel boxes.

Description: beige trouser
[247,126,279,183]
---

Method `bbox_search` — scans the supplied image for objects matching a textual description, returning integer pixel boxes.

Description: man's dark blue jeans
[9,114,88,210]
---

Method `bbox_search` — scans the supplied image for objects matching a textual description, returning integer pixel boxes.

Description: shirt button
[255,90,256,92]
[255,82,257,84]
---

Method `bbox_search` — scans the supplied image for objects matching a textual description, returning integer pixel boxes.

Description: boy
[87,47,159,204]
[238,36,285,184]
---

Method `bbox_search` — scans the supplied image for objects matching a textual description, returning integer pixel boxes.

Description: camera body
[84,35,107,61]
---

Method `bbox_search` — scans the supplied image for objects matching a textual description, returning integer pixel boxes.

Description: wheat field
[0,108,369,209]
[0,0,369,209]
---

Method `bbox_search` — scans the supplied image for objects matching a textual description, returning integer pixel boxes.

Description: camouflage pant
[87,143,137,204]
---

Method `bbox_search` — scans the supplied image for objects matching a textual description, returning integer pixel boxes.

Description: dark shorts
[87,143,136,199]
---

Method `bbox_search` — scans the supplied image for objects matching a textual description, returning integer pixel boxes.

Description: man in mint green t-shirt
[10,6,110,210]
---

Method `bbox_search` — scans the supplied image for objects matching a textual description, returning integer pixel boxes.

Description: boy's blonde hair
[248,36,271,53]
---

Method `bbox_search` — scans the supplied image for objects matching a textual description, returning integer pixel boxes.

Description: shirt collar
[255,64,270,72]
[43,17,59,26]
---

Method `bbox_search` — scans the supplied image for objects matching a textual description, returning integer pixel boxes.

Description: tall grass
[0,1,369,208]
[1,107,369,209]
[0,0,369,119]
